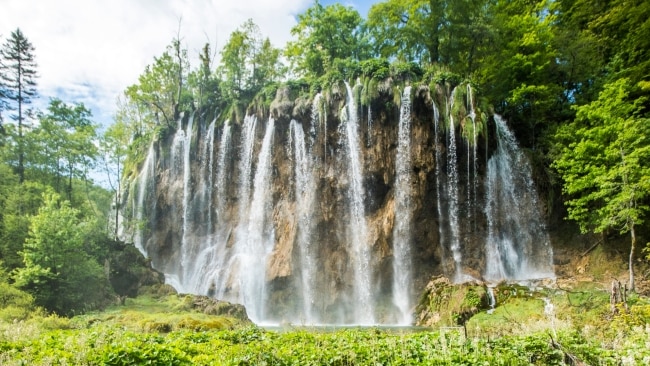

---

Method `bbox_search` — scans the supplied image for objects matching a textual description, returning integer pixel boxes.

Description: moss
[416,277,489,326]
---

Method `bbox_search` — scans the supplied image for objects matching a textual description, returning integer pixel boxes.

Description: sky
[0,0,376,129]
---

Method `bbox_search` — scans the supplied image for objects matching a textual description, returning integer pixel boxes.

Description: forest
[1,0,650,364]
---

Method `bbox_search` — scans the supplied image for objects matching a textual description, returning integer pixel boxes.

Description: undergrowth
[1,292,650,365]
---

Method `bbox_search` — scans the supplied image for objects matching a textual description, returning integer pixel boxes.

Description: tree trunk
[629,224,636,291]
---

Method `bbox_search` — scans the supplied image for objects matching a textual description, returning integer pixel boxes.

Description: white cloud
[0,0,311,126]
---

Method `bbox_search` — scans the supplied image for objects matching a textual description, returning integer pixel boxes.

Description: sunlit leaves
[554,78,650,235]
[13,191,109,315]
[286,1,368,79]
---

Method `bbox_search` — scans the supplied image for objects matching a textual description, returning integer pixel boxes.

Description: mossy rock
[183,295,251,323]
[138,283,178,298]
[416,276,489,326]
[140,319,173,333]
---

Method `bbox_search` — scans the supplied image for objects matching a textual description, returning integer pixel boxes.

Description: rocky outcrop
[124,80,554,324]
[187,295,250,322]
[416,276,488,327]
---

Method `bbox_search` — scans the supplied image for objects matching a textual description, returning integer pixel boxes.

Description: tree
[367,0,491,73]
[31,99,98,203]
[124,40,191,129]
[188,43,222,112]
[13,191,110,315]
[553,78,650,291]
[0,28,38,184]
[218,19,283,102]
[100,119,130,238]
[285,1,368,78]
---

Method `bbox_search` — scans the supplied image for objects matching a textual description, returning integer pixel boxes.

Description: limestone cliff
[123,80,554,324]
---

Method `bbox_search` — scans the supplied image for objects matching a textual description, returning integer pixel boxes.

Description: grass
[1,289,650,365]
[73,294,244,333]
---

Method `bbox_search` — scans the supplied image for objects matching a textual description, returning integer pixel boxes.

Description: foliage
[367,0,492,73]
[553,78,650,289]
[13,191,111,315]
[286,1,369,79]
[218,19,284,107]
[0,28,38,183]
[1,321,646,365]
[0,263,37,322]
[123,40,191,130]
[30,98,98,203]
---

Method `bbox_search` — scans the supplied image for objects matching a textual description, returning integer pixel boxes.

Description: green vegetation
[0,0,649,363]
[1,290,650,365]
[0,27,147,320]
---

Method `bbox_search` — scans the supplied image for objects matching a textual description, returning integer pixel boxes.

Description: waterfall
[205,120,232,298]
[367,105,373,146]
[433,102,448,275]
[469,86,479,232]
[183,120,232,296]
[392,86,413,325]
[311,93,326,164]
[484,115,554,281]
[233,117,276,323]
[179,114,195,290]
[238,115,258,220]
[133,144,156,254]
[218,116,257,302]
[215,121,232,225]
[343,81,374,324]
[486,286,496,314]
[290,120,318,323]
[203,120,216,237]
[128,85,559,326]
[446,91,463,282]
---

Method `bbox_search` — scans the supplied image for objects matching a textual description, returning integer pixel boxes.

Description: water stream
[392,86,413,325]
[343,81,374,324]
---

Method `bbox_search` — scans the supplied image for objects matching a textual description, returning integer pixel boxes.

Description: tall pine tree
[0,28,38,183]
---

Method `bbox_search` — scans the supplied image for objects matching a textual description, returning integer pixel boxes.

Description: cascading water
[183,121,232,296]
[289,120,318,323]
[133,144,156,254]
[486,286,496,314]
[367,105,373,146]
[343,81,374,324]
[446,91,464,282]
[216,117,257,302]
[237,115,258,221]
[311,93,326,164]
[127,84,558,326]
[484,115,554,281]
[233,117,276,323]
[179,113,195,289]
[392,86,413,325]
[181,120,215,294]
[433,102,448,275]
[215,121,232,226]
[202,120,216,237]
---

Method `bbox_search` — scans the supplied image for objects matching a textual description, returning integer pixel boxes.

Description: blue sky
[0,1,380,130]
[321,0,376,18]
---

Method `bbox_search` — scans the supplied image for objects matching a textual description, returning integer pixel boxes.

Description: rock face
[123,81,555,325]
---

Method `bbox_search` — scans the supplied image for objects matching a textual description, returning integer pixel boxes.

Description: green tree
[124,40,192,129]
[100,119,130,238]
[188,43,222,112]
[477,0,564,149]
[14,191,110,315]
[31,99,98,203]
[0,28,38,183]
[285,1,368,78]
[367,0,491,73]
[553,79,650,290]
[218,19,283,103]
